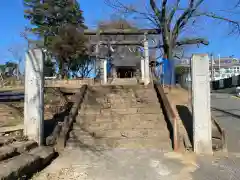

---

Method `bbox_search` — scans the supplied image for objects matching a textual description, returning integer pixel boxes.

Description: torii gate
[84,29,160,85]
[23,29,160,145]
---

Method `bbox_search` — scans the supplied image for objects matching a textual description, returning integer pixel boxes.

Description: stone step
[81,99,160,107]
[0,141,38,161]
[0,154,41,179]
[77,113,166,124]
[81,102,161,110]
[28,146,56,166]
[0,146,55,180]
[68,129,93,139]
[79,108,164,117]
[75,119,168,131]
[81,102,161,109]
[70,128,170,139]
[0,146,19,161]
[108,138,172,150]
[66,137,172,150]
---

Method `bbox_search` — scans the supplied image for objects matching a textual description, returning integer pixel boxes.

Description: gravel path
[33,149,197,180]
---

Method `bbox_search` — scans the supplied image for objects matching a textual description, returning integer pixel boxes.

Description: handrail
[56,85,87,151]
[151,70,179,151]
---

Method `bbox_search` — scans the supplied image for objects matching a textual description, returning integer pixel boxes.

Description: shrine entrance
[116,67,136,78]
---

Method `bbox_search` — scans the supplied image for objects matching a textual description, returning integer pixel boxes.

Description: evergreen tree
[24,0,88,78]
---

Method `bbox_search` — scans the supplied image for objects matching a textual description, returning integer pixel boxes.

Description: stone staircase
[67,85,172,151]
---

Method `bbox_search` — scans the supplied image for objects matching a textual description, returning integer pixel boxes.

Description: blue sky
[0,0,240,66]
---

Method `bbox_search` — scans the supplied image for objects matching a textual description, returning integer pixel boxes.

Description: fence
[211,75,240,90]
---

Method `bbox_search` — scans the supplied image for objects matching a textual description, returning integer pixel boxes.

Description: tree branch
[172,0,204,41]
[176,38,209,46]
[195,12,240,34]
[168,0,181,24]
[150,0,162,24]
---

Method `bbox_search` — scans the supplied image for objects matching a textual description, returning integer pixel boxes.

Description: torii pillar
[144,33,150,85]
[103,58,107,84]
[141,57,145,82]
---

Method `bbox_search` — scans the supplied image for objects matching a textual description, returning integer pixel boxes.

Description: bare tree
[105,0,240,85]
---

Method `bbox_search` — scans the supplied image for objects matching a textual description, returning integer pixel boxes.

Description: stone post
[144,33,150,85]
[24,49,44,145]
[191,54,212,154]
[141,57,145,82]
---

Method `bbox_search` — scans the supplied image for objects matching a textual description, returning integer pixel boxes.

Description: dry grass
[0,88,70,128]
[164,87,191,106]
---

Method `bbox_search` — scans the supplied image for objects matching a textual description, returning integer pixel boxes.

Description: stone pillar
[191,54,212,154]
[112,66,117,78]
[141,57,145,81]
[144,33,150,85]
[24,49,44,145]
[103,59,107,84]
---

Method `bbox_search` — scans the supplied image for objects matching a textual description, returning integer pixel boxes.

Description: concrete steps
[70,128,170,139]
[110,78,138,85]
[78,113,165,123]
[75,120,167,131]
[68,85,172,151]
[67,137,171,150]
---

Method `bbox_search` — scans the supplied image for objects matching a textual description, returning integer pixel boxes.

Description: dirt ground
[164,87,191,107]
[0,88,70,129]
[163,87,193,150]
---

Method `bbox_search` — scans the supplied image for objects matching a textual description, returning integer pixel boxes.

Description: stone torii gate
[84,29,160,85]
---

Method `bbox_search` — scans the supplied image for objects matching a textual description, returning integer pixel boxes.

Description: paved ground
[33,148,240,180]
[211,93,240,153]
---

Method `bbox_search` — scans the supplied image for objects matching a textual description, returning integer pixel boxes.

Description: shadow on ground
[176,105,193,147]
[154,85,174,149]
[211,107,240,119]
[211,87,236,94]
[44,102,73,142]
